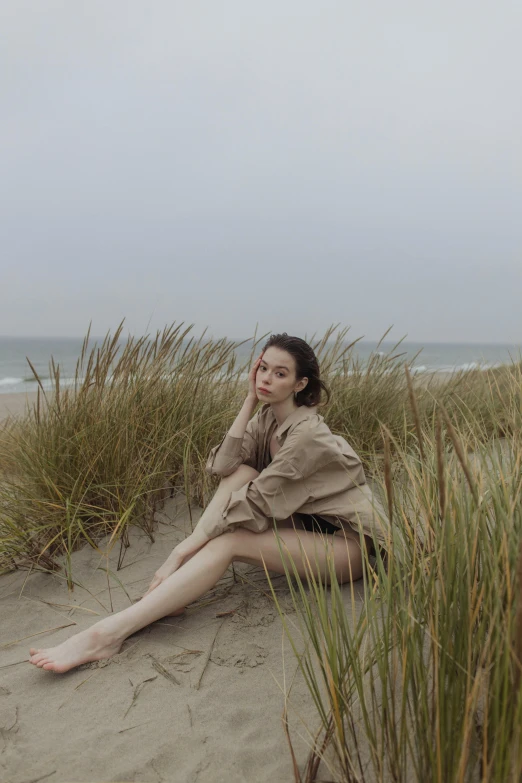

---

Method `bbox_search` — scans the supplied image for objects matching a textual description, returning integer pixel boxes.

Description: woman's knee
[202,530,238,560]
[225,528,260,562]
[202,528,260,567]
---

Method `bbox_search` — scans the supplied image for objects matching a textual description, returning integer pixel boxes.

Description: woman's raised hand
[247,351,264,400]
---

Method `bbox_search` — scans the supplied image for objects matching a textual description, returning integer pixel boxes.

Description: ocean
[0,335,521,395]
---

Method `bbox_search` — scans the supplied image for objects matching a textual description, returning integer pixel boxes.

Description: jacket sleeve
[205,414,259,477]
[200,425,321,539]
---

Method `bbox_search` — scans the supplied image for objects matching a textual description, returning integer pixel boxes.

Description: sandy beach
[0,392,39,422]
[0,488,357,783]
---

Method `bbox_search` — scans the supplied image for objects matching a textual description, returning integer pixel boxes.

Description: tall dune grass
[0,320,253,573]
[266,371,522,782]
[0,322,408,573]
[0,321,520,582]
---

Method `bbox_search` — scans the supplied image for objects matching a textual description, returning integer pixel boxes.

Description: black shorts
[297,514,379,558]
[297,513,340,535]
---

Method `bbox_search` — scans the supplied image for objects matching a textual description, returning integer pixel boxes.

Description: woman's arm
[205,352,263,477]
[142,526,212,596]
[144,354,265,596]
[205,395,259,477]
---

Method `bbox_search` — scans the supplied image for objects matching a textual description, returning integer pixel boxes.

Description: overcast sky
[1,1,520,343]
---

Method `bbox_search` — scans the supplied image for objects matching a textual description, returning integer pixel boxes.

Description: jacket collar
[266,403,319,442]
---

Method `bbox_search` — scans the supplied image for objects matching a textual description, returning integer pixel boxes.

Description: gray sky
[1,1,521,343]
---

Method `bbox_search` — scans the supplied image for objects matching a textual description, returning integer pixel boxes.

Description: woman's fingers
[142,561,178,598]
[141,552,186,599]
[143,577,161,597]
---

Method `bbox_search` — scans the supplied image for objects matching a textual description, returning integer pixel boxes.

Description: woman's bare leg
[28,465,263,670]
[28,463,361,673]
[165,464,264,615]
[165,465,302,615]
[233,526,364,584]
[28,526,362,673]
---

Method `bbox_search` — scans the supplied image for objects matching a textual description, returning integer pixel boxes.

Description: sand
[0,485,367,782]
[0,392,39,422]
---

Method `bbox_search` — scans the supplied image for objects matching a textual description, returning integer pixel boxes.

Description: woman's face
[256,346,307,403]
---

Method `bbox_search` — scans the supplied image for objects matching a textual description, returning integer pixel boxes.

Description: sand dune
[0,491,361,782]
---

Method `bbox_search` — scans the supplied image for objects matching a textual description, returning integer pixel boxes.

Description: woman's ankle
[95,616,129,646]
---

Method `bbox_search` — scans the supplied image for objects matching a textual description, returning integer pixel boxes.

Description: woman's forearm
[173,527,211,559]
[227,395,258,439]
[196,396,257,542]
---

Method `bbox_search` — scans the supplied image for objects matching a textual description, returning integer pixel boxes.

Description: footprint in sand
[211,642,269,669]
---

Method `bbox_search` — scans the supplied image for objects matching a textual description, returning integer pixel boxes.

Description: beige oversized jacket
[203,403,390,549]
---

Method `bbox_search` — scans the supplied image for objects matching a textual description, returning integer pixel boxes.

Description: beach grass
[0,321,520,574]
[0,320,254,572]
[266,366,522,782]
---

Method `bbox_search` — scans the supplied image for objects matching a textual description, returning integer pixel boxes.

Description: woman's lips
[258,388,271,394]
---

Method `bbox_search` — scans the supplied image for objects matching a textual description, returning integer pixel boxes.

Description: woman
[28,333,389,673]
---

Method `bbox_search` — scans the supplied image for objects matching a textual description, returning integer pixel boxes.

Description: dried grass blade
[405,363,425,462]
[514,539,522,693]
[440,405,479,504]
[282,702,302,783]
[1,623,77,649]
[383,425,393,527]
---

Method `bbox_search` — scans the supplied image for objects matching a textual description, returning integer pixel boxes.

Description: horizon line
[0,334,521,347]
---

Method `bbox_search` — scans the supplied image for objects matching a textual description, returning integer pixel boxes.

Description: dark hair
[261,332,331,408]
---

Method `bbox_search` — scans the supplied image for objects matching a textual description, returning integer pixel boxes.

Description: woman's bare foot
[28,624,123,673]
